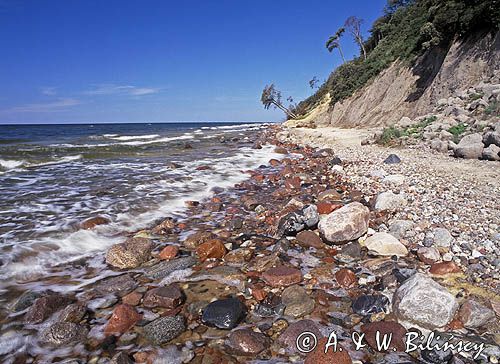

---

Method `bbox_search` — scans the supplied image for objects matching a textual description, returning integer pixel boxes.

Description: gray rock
[454,133,483,159]
[364,232,408,257]
[374,191,408,211]
[24,293,73,324]
[40,322,88,346]
[433,228,453,248]
[483,131,500,148]
[482,144,500,161]
[384,154,401,164]
[281,285,315,318]
[430,139,448,153]
[393,273,458,328]
[318,202,370,244]
[93,274,138,297]
[382,174,405,185]
[398,117,414,128]
[143,316,186,344]
[389,220,414,239]
[144,256,197,280]
[275,205,319,237]
[106,237,153,269]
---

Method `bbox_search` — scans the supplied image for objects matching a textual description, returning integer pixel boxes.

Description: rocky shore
[2,124,499,364]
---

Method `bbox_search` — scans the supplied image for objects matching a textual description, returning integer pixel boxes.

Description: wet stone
[226,329,271,356]
[254,293,285,317]
[296,230,324,249]
[275,205,319,237]
[11,291,42,312]
[393,273,458,329]
[24,293,73,324]
[104,304,142,336]
[143,315,186,344]
[201,297,246,329]
[158,245,179,260]
[196,239,227,262]
[184,231,217,249]
[144,256,197,280]
[40,322,89,346]
[277,319,322,353]
[94,274,138,297]
[109,352,134,364]
[106,237,153,269]
[281,285,315,318]
[361,321,407,352]
[81,216,110,230]
[305,340,352,364]
[143,284,184,309]
[352,294,389,316]
[58,302,87,323]
[318,202,370,244]
[335,268,357,288]
[262,266,302,287]
[458,299,495,329]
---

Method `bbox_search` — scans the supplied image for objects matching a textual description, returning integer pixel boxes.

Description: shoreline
[1,124,499,363]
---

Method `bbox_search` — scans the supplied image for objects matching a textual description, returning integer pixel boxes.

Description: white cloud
[84,84,160,96]
[40,86,57,96]
[8,98,81,112]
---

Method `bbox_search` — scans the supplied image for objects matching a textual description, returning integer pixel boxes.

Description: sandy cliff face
[287,31,499,128]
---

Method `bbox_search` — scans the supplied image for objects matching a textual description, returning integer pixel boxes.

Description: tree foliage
[261,84,298,119]
[326,28,347,63]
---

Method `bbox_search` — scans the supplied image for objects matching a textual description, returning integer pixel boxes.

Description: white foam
[0,159,25,170]
[109,134,160,141]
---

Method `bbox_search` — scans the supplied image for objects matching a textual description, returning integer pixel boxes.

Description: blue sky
[0,0,386,124]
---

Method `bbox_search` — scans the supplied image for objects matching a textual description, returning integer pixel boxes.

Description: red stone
[81,216,110,230]
[274,147,288,154]
[285,176,301,190]
[296,230,324,249]
[305,339,352,364]
[159,245,179,260]
[143,284,184,308]
[361,321,407,352]
[262,266,302,287]
[251,288,267,301]
[335,268,357,289]
[104,304,142,336]
[196,239,227,261]
[316,202,336,214]
[429,261,461,275]
[184,200,200,207]
[269,159,281,166]
[122,291,142,306]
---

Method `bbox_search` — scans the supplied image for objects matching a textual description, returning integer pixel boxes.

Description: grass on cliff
[296,0,500,118]
[377,116,436,145]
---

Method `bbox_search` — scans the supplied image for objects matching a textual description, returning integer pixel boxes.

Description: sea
[0,122,278,283]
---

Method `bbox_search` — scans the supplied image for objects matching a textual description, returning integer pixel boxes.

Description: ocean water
[0,122,277,282]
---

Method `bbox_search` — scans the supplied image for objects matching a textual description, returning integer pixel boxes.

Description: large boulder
[483,131,500,148]
[106,237,153,269]
[453,133,483,159]
[318,202,370,244]
[363,232,408,257]
[482,144,500,161]
[393,273,458,329]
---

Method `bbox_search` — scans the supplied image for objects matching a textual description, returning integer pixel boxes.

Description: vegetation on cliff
[295,0,500,118]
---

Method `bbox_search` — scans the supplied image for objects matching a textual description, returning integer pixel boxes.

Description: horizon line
[0,120,280,126]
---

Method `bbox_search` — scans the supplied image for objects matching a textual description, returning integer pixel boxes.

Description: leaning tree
[260,84,298,119]
[326,27,346,63]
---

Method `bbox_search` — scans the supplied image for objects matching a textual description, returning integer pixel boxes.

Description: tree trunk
[272,100,297,119]
[338,45,346,63]
[361,42,367,60]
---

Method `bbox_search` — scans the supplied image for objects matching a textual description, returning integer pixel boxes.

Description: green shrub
[448,123,467,143]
